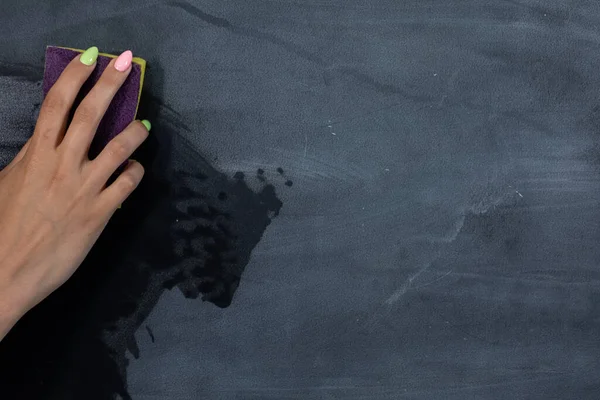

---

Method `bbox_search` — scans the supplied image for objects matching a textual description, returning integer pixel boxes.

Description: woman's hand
[0,47,150,340]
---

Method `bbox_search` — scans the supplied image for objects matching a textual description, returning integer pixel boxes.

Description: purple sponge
[43,46,145,158]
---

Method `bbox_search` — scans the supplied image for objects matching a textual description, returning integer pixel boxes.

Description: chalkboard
[1,1,600,399]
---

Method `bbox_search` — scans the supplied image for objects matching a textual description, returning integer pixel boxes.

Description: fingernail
[141,120,151,131]
[114,50,133,72]
[79,46,99,66]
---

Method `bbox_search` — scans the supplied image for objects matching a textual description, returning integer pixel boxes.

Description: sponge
[42,46,146,158]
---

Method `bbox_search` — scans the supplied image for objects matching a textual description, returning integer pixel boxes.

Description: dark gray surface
[2,0,600,398]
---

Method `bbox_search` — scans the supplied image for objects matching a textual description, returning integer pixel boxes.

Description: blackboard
[1,0,600,398]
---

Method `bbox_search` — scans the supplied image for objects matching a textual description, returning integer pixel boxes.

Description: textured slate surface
[0,0,599,399]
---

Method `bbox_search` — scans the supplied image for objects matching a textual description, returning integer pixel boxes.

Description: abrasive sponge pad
[42,46,146,158]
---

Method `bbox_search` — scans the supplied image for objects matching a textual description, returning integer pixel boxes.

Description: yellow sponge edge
[57,46,146,117]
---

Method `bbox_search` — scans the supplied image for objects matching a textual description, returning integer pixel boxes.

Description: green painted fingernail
[79,46,99,66]
[141,120,151,131]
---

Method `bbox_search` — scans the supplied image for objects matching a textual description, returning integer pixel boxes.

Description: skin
[0,54,148,340]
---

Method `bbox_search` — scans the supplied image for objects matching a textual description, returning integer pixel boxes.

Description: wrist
[0,290,24,341]
[0,256,29,340]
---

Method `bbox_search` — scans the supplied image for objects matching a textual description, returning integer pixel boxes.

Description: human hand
[0,47,150,340]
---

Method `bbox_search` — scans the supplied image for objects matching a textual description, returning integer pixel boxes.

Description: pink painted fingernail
[114,50,133,72]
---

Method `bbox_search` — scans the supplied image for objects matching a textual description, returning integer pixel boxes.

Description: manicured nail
[114,50,133,72]
[141,120,151,131]
[79,46,99,66]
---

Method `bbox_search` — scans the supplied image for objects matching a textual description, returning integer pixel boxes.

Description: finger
[34,46,99,148]
[62,50,134,158]
[85,120,150,188]
[97,159,145,211]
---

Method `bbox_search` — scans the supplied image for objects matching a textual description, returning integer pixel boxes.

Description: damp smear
[0,64,284,399]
